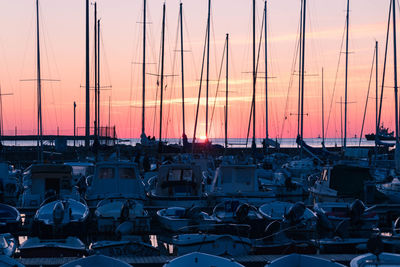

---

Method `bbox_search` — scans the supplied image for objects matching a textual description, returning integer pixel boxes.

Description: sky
[0,0,397,140]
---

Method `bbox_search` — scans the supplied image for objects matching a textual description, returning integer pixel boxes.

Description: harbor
[2,0,400,266]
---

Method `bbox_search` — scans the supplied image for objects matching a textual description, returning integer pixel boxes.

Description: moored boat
[19,237,87,257]
[0,203,21,234]
[350,252,400,267]
[61,254,131,267]
[163,252,244,267]
[267,253,346,267]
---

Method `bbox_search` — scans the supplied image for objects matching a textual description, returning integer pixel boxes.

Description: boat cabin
[211,165,258,194]
[154,164,203,197]
[85,162,146,206]
[21,164,78,208]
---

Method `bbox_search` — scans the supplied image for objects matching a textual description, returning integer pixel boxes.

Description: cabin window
[99,167,115,179]
[119,168,136,179]
[182,170,193,181]
[168,170,182,181]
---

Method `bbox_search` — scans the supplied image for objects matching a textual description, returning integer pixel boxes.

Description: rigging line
[192,22,209,147]
[325,15,347,138]
[359,46,376,146]
[41,9,60,133]
[165,9,180,139]
[245,6,266,146]
[279,5,302,141]
[208,38,227,135]
[378,0,392,133]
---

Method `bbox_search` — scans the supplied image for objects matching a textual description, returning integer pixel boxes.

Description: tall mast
[36,0,43,161]
[180,2,186,142]
[300,0,306,158]
[85,0,90,148]
[94,2,98,138]
[251,0,256,150]
[375,41,378,156]
[159,2,166,143]
[141,0,147,139]
[322,67,325,147]
[344,0,350,149]
[206,0,211,140]
[297,1,303,142]
[98,19,101,135]
[393,0,399,146]
[225,33,229,149]
[264,0,268,154]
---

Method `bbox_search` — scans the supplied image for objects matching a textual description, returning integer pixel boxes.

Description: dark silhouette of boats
[365,125,395,141]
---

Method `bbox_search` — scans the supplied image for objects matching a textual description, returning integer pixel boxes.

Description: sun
[199,135,207,141]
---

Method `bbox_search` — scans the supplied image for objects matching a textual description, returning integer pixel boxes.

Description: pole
[180,2,186,142]
[206,0,211,140]
[225,34,229,149]
[98,19,101,136]
[297,1,303,143]
[322,68,325,147]
[393,0,399,145]
[159,2,166,143]
[85,0,90,148]
[74,102,76,147]
[344,0,350,149]
[94,2,98,137]
[375,41,378,158]
[300,0,306,158]
[251,0,256,151]
[264,0,268,154]
[36,0,43,162]
[141,0,146,139]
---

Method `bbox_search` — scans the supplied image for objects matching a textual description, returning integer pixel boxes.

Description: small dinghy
[0,203,21,234]
[212,201,266,238]
[172,233,251,256]
[33,198,89,237]
[157,206,218,232]
[61,254,131,267]
[95,198,150,233]
[267,253,346,267]
[19,237,87,257]
[91,239,160,257]
[350,252,400,267]
[0,233,16,257]
[163,252,244,267]
[0,255,24,267]
[259,201,315,222]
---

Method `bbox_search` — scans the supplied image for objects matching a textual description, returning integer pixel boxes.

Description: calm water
[2,137,384,148]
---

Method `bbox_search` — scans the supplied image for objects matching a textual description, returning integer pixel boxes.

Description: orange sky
[0,0,397,139]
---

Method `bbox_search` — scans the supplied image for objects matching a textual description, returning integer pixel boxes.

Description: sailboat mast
[159,2,166,143]
[300,0,306,158]
[180,2,186,140]
[94,2,98,137]
[225,34,229,149]
[206,0,211,140]
[98,19,101,135]
[375,41,378,155]
[85,0,90,147]
[322,67,325,146]
[36,0,43,162]
[297,2,303,141]
[141,0,147,138]
[251,0,256,150]
[344,0,350,149]
[264,0,268,153]
[393,0,399,146]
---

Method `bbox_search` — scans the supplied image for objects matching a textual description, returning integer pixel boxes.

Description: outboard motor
[285,202,306,225]
[350,199,366,225]
[120,202,130,222]
[235,203,250,223]
[53,202,65,225]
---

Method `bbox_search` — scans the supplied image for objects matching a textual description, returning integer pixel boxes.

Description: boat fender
[53,202,65,224]
[235,203,250,222]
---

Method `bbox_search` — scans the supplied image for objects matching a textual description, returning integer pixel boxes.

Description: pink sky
[0,0,396,139]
